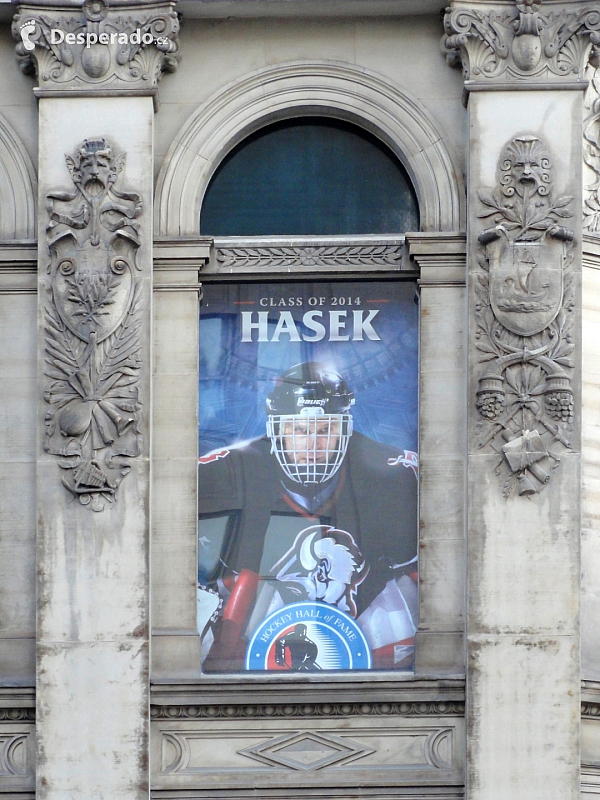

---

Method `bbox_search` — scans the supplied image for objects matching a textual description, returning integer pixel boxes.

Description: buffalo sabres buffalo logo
[270,524,368,617]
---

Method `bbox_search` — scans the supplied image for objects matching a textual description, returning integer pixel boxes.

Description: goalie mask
[266,362,355,485]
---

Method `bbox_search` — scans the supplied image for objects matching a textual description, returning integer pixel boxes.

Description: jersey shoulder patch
[198,448,230,465]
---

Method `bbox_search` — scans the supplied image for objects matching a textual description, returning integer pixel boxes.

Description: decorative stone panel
[151,703,465,796]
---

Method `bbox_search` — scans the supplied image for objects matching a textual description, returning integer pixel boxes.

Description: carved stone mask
[72,139,117,195]
[500,136,551,198]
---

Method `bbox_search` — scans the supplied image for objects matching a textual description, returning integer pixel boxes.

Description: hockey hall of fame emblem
[246,602,372,671]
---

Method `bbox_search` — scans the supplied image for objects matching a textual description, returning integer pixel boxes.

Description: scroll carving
[0,733,31,777]
[43,138,143,512]
[474,136,575,497]
[13,0,179,89]
[443,1,600,83]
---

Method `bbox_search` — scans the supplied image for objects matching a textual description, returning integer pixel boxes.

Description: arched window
[200,118,419,236]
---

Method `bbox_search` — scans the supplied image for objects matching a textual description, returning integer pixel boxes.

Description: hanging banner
[197,281,419,672]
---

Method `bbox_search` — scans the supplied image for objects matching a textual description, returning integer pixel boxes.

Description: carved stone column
[443,2,596,798]
[12,1,178,796]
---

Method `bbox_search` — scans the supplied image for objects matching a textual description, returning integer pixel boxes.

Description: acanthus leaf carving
[12,0,179,90]
[584,57,600,232]
[474,135,576,497]
[215,245,403,271]
[44,137,144,512]
[443,1,600,84]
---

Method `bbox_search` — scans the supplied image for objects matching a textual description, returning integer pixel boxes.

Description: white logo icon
[20,21,36,52]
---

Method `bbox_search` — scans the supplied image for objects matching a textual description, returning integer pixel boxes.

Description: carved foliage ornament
[13,0,179,89]
[584,60,600,231]
[44,138,143,512]
[443,0,600,82]
[474,136,575,497]
[216,245,403,271]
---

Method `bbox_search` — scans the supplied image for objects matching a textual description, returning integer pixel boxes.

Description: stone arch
[0,114,36,240]
[155,61,465,236]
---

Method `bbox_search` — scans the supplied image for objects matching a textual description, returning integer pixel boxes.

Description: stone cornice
[12,0,179,97]
[442,0,600,86]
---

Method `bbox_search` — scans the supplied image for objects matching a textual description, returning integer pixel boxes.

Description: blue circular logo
[245,602,372,671]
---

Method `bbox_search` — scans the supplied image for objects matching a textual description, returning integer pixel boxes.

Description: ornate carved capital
[13,0,178,93]
[443,0,600,84]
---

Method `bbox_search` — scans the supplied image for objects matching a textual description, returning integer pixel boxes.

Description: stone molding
[13,0,179,96]
[405,232,467,287]
[151,701,466,720]
[582,702,600,719]
[206,236,410,274]
[443,0,600,86]
[10,701,600,722]
[0,114,36,240]
[154,61,465,236]
[215,244,403,272]
[0,709,35,722]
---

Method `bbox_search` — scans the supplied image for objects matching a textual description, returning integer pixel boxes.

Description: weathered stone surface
[466,86,582,800]
[36,95,154,799]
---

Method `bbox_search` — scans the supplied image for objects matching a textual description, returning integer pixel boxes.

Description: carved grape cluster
[477,391,504,421]
[545,390,574,423]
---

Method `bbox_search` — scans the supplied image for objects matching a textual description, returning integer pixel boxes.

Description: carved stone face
[79,148,113,195]
[500,136,551,198]
[512,155,544,188]
[67,138,117,196]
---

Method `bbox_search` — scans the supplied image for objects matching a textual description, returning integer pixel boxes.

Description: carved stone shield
[487,235,564,336]
[50,233,134,344]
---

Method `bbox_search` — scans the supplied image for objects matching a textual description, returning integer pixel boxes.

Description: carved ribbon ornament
[43,138,143,511]
[474,135,575,497]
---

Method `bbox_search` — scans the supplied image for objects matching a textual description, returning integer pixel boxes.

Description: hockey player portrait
[197,282,419,673]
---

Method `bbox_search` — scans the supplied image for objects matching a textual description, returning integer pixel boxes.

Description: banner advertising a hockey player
[197,281,418,672]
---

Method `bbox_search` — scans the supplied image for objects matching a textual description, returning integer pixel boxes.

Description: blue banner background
[199,280,419,455]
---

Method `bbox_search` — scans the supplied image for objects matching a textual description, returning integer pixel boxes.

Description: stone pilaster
[443,1,592,798]
[12,2,178,797]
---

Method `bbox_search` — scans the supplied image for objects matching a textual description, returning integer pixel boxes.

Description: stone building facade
[0,0,599,798]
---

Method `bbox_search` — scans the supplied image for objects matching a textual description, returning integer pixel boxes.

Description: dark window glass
[200,119,419,236]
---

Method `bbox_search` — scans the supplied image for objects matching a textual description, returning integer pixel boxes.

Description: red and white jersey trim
[387,449,418,478]
[198,448,230,464]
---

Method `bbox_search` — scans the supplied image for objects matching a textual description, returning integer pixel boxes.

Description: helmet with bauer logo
[265,362,355,485]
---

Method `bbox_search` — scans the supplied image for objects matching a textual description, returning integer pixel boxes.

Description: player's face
[282,417,340,464]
